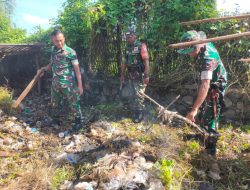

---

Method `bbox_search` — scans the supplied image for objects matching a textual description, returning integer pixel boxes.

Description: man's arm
[73,64,83,95]
[186,79,210,122]
[71,51,83,95]
[120,62,127,84]
[141,43,150,85]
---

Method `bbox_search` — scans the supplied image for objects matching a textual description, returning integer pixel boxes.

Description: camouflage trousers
[51,81,82,119]
[198,89,222,132]
[123,80,146,111]
[198,89,224,155]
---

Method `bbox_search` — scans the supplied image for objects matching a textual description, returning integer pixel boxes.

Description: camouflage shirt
[51,44,79,87]
[125,39,143,68]
[197,42,227,92]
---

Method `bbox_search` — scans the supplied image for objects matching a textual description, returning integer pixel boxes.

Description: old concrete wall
[0,54,39,95]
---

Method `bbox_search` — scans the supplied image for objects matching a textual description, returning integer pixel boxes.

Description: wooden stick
[12,69,43,108]
[169,31,250,48]
[140,92,208,135]
[166,94,180,109]
[180,14,250,26]
[239,58,250,62]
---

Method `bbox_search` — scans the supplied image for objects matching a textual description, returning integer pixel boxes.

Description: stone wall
[88,81,250,125]
[155,86,250,125]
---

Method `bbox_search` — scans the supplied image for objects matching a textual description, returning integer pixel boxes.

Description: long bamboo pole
[180,14,250,26]
[169,31,250,49]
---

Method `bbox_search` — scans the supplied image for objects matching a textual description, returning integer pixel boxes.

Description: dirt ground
[0,94,249,190]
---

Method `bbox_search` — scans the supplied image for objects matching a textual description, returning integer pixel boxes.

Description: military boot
[206,132,219,156]
[132,109,144,123]
[71,117,83,133]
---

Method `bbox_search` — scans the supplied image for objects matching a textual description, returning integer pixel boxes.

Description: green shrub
[0,87,12,113]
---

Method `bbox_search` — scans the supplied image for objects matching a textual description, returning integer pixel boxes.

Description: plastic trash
[65,141,75,151]
[59,131,69,138]
[74,182,94,190]
[56,152,79,164]
[60,180,74,190]
[31,128,38,133]
[36,121,42,128]
[23,108,32,116]
[59,132,65,138]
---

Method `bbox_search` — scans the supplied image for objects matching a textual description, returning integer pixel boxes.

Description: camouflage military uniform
[197,42,227,132]
[125,39,146,111]
[50,44,82,120]
[178,30,227,155]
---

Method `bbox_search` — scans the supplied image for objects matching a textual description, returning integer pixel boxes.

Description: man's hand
[143,77,149,85]
[37,67,46,77]
[186,108,198,122]
[78,85,83,96]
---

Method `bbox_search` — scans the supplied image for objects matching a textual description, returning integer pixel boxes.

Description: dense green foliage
[0,12,25,43]
[0,0,25,44]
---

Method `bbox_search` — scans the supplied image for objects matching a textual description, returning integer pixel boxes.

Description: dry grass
[3,160,55,190]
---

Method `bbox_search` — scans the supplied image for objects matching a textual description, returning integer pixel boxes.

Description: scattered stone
[236,102,244,110]
[223,109,236,119]
[196,170,206,178]
[224,97,233,107]
[148,178,165,190]
[208,171,221,180]
[199,182,214,190]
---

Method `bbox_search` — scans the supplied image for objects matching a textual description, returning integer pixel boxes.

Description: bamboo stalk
[169,31,250,49]
[239,58,250,62]
[180,14,250,26]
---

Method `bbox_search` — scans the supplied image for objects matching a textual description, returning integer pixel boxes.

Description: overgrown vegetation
[0,87,12,113]
[0,12,25,43]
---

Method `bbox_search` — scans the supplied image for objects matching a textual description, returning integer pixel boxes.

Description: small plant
[51,167,73,190]
[154,159,174,189]
[186,140,201,155]
[240,124,250,134]
[0,86,12,113]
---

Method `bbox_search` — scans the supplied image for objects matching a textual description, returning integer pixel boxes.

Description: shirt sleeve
[200,59,218,80]
[71,51,79,65]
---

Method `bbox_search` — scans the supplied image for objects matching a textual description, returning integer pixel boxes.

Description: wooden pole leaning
[180,14,250,26]
[169,31,250,49]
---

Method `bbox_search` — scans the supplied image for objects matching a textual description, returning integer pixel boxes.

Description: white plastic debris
[74,182,94,190]
[55,152,79,164]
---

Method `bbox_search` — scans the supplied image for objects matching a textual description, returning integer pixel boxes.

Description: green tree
[0,12,25,43]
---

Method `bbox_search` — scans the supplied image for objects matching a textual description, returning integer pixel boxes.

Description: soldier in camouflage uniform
[177,30,227,155]
[38,29,84,131]
[120,29,150,123]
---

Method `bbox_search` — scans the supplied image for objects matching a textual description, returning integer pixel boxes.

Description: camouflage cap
[177,30,207,54]
[126,27,136,37]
